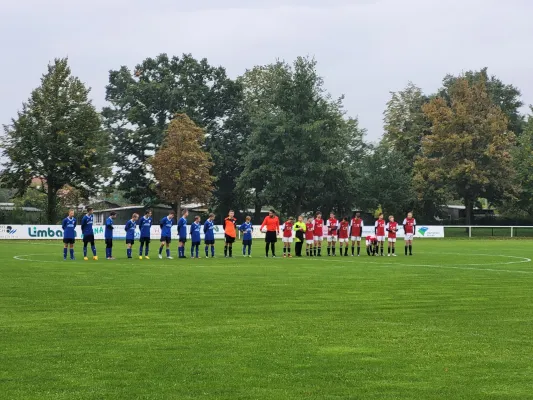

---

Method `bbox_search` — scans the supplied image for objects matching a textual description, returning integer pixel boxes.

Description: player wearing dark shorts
[223,210,237,258]
[260,210,280,257]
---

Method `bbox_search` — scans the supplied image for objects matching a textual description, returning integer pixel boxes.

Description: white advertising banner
[0,224,226,240]
[246,225,444,239]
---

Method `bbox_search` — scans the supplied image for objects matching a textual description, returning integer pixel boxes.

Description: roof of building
[0,203,42,212]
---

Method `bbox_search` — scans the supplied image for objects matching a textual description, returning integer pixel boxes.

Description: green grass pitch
[1,239,533,400]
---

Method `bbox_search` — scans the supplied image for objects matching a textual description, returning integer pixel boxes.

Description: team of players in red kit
[280,211,417,257]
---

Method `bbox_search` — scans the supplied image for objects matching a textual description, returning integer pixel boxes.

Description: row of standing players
[60,208,417,260]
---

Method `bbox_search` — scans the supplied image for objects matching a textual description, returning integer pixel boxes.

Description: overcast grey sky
[1,0,532,141]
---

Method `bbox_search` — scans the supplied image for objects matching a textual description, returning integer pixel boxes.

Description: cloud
[1,0,532,141]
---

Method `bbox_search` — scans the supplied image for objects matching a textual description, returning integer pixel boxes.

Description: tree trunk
[465,197,474,226]
[254,201,262,224]
[46,188,58,224]
[176,199,182,218]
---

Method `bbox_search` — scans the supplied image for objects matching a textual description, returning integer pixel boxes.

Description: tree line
[1,55,531,225]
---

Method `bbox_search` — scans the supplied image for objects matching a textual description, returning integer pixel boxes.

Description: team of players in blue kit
[61,207,254,261]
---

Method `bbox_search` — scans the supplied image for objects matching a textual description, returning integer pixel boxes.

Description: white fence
[2,223,532,240]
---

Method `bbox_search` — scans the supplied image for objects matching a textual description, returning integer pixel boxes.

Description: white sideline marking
[12,251,533,274]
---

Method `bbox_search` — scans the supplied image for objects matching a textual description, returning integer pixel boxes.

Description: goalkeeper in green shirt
[293,216,307,257]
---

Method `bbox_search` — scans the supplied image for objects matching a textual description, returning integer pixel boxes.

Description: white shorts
[366,240,374,246]
[405,233,414,241]
[282,237,293,243]
[327,236,338,242]
[306,239,314,245]
[388,238,396,243]
[351,236,361,242]
[314,236,323,241]
[338,238,349,243]
[377,236,385,242]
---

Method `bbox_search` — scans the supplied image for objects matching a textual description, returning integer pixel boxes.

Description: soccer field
[1,239,533,400]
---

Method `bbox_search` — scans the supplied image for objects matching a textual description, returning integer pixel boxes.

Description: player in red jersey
[366,234,378,256]
[282,217,294,258]
[403,212,417,256]
[305,217,315,257]
[350,212,364,257]
[326,212,339,256]
[374,213,386,256]
[386,215,398,257]
[338,217,350,256]
[313,212,324,256]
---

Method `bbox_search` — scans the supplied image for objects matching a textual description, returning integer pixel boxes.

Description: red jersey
[313,218,324,236]
[305,222,314,240]
[339,221,349,239]
[387,221,398,239]
[403,217,416,234]
[375,219,386,236]
[283,221,294,238]
[366,235,377,243]
[327,218,338,236]
[351,218,363,237]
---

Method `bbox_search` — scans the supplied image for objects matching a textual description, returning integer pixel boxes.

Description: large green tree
[103,53,241,204]
[414,77,516,224]
[440,68,524,135]
[1,58,111,223]
[238,57,366,217]
[508,109,533,218]
[357,145,414,218]
[383,82,431,168]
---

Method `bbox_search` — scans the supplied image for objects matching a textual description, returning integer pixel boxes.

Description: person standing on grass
[190,215,201,259]
[313,212,324,256]
[239,216,254,257]
[203,213,216,258]
[375,213,386,257]
[326,212,339,256]
[105,211,117,260]
[350,213,364,257]
[81,207,98,261]
[403,212,417,256]
[293,216,306,257]
[260,209,280,258]
[338,217,350,256]
[223,210,237,258]
[138,210,153,260]
[62,209,77,260]
[282,217,295,258]
[177,209,189,259]
[159,211,175,259]
[386,215,398,257]
[125,213,139,259]
[305,217,315,257]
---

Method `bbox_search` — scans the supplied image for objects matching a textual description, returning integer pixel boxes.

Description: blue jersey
[190,222,201,243]
[178,217,188,239]
[204,220,215,241]
[160,217,173,237]
[62,217,77,239]
[239,222,253,241]
[81,214,94,236]
[105,217,114,240]
[139,216,152,238]
[125,220,137,240]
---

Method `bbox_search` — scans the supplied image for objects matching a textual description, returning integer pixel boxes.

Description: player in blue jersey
[61,209,77,260]
[190,215,202,259]
[239,216,254,257]
[125,213,139,259]
[203,213,216,258]
[177,209,189,259]
[105,212,117,260]
[81,207,98,261]
[138,210,153,260]
[159,211,175,259]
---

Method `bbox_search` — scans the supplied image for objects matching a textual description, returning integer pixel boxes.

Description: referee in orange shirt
[260,209,280,258]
